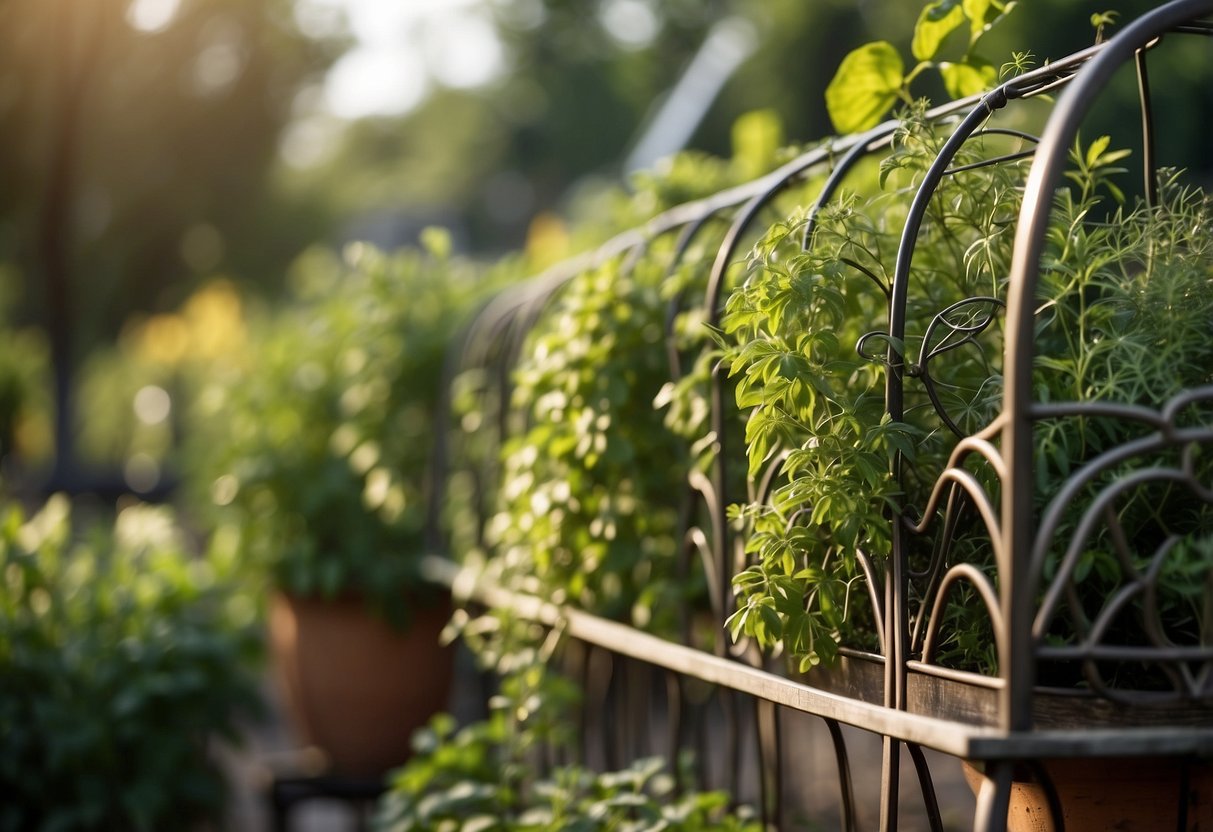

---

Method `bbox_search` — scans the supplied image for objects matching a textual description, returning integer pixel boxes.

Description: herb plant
[1028,165,1213,683]
[0,496,261,830]
[723,107,1023,670]
[193,234,489,623]
[725,76,1213,678]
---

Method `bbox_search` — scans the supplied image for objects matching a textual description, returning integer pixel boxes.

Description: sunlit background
[3,2,1211,829]
[0,0,1199,497]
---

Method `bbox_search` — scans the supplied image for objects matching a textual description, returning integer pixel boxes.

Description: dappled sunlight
[2,1,1212,829]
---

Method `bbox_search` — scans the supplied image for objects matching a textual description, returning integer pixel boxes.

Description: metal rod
[825,718,858,832]
[908,742,945,832]
[1002,0,1213,733]
[1136,46,1158,207]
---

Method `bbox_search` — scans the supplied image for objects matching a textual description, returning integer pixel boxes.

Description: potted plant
[191,232,489,777]
[0,495,261,830]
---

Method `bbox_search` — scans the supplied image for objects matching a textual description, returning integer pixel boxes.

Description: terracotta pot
[962,756,1213,831]
[269,590,455,778]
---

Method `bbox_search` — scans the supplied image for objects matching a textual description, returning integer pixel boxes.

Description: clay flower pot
[269,590,455,778]
[962,756,1213,831]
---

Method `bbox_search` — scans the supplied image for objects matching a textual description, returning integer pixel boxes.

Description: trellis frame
[426,3,1213,828]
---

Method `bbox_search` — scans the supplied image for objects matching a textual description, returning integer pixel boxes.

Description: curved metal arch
[912,296,1006,439]
[919,562,1006,667]
[884,39,1119,423]
[800,129,891,250]
[426,290,519,553]
[939,428,1010,484]
[855,547,889,655]
[906,742,945,832]
[823,717,859,832]
[907,484,969,649]
[1034,462,1213,640]
[663,212,729,382]
[1030,424,1213,626]
[906,467,1005,567]
[429,278,564,553]
[1001,0,1213,730]
[887,91,1010,421]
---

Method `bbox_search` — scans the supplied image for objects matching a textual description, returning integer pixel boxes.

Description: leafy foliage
[724,89,1213,678]
[459,135,788,648]
[0,267,52,469]
[1029,163,1213,677]
[376,663,758,832]
[825,0,1016,132]
[723,108,1024,669]
[0,496,261,831]
[484,246,695,632]
[191,235,495,622]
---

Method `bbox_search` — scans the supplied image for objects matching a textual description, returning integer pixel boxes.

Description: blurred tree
[1,0,1204,493]
[279,0,970,254]
[0,0,342,486]
[280,0,1210,262]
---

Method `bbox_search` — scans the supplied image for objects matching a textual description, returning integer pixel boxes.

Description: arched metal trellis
[425,2,1213,828]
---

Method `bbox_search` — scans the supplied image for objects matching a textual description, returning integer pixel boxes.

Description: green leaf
[912,0,966,61]
[725,608,749,642]
[963,0,1016,44]
[419,226,452,260]
[781,548,795,576]
[1085,135,1112,168]
[939,58,997,99]
[731,108,784,178]
[758,604,782,640]
[825,42,905,134]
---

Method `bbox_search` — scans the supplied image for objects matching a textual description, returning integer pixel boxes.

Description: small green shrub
[0,496,261,831]
[376,663,759,832]
[191,235,498,622]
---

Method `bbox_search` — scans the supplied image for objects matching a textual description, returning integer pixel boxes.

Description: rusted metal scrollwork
[426,2,1213,829]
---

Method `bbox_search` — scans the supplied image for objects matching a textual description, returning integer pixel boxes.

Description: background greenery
[0,496,261,830]
[3,0,1207,493]
[186,236,505,619]
[0,1,1209,824]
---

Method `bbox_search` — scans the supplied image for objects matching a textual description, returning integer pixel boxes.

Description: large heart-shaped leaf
[825,41,904,134]
[912,0,966,61]
[939,57,997,98]
[963,0,1017,44]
